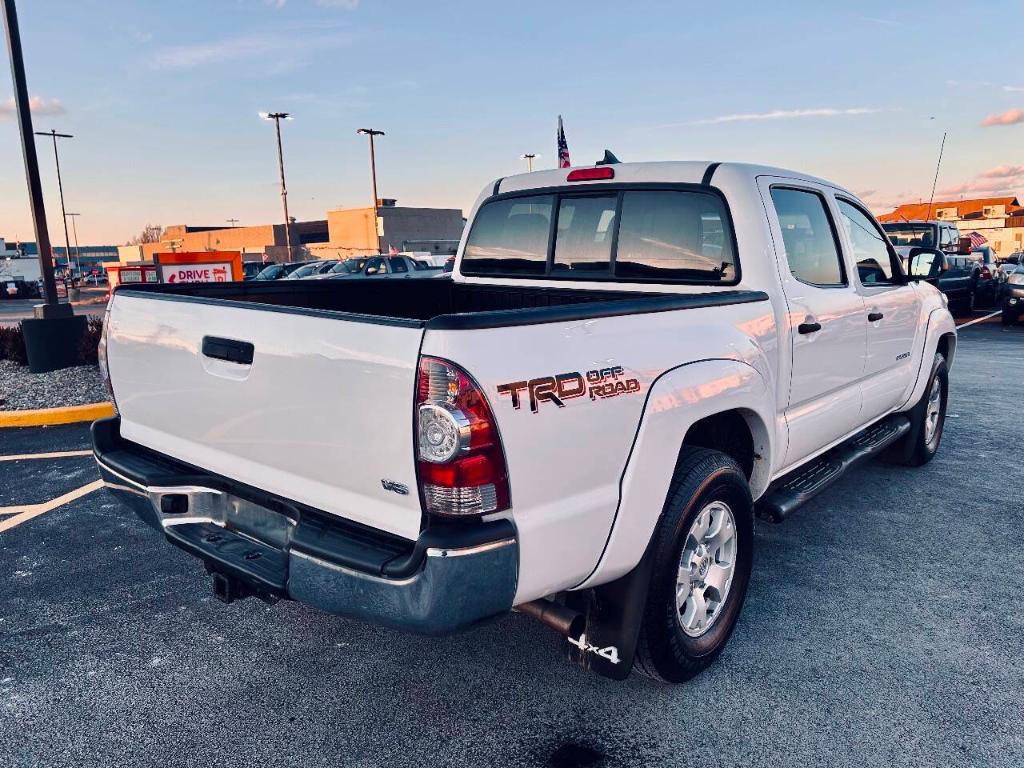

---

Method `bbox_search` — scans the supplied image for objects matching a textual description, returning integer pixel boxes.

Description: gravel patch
[0,359,108,411]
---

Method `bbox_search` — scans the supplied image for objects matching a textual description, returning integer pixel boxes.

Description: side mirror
[908,248,946,280]
[957,237,972,255]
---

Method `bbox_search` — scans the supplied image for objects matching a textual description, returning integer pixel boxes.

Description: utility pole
[35,128,74,277]
[520,153,538,172]
[65,212,81,277]
[260,112,294,261]
[227,218,240,227]
[357,128,385,253]
[2,0,60,310]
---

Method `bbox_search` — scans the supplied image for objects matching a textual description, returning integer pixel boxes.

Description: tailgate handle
[202,336,254,365]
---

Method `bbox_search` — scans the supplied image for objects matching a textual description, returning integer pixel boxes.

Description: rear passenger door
[761,182,867,468]
[834,198,923,420]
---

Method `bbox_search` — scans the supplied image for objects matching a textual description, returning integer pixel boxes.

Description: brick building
[879,196,1024,257]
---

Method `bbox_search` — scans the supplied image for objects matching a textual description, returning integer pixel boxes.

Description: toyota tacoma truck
[93,160,956,682]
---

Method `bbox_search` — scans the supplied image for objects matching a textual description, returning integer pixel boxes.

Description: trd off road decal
[497,366,641,413]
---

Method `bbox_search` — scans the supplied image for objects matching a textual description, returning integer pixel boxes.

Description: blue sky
[2,0,1022,244]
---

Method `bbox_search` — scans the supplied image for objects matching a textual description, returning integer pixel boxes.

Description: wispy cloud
[317,0,360,7]
[666,107,887,127]
[980,165,1024,179]
[0,95,66,120]
[1003,85,1024,93]
[861,16,905,27]
[980,108,1024,127]
[151,28,350,71]
[939,165,1024,197]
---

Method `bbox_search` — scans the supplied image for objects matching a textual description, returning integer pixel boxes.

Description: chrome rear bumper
[93,417,518,635]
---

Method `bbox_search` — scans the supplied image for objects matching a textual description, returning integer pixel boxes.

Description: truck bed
[115,278,766,330]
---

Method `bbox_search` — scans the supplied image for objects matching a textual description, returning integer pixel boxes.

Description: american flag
[557,115,571,168]
[968,231,988,248]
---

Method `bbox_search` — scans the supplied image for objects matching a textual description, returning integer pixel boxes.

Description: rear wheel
[634,448,754,682]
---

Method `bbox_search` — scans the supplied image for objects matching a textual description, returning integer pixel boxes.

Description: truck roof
[496,160,852,198]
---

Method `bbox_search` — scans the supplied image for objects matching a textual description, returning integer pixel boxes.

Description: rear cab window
[460,187,738,284]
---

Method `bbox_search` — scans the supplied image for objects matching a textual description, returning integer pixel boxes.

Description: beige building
[879,196,1024,257]
[124,201,465,264]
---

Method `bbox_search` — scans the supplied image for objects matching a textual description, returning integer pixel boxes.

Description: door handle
[202,336,254,365]
[797,321,821,335]
[868,312,884,322]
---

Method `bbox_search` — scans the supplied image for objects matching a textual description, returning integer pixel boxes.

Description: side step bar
[758,415,911,522]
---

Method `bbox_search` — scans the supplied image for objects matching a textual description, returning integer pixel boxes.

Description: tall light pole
[260,111,294,261]
[64,212,81,277]
[227,218,239,227]
[35,128,74,276]
[356,127,385,253]
[520,153,538,172]
[2,0,60,311]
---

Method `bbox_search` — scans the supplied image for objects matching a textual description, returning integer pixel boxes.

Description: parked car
[965,245,1002,307]
[93,160,955,683]
[1,278,41,299]
[1001,254,1024,325]
[242,261,269,280]
[252,261,314,280]
[286,260,339,279]
[324,254,442,279]
[882,220,964,253]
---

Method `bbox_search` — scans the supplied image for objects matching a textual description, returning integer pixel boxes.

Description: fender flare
[574,358,774,590]
[898,307,957,413]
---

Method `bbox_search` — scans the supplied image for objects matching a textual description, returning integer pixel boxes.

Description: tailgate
[105,291,426,540]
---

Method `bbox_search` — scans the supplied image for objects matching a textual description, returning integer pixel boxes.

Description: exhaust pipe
[517,598,585,638]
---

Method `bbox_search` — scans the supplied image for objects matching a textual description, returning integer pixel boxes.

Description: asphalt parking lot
[1,317,1022,768]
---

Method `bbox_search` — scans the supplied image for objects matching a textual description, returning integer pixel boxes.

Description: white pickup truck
[93,160,956,682]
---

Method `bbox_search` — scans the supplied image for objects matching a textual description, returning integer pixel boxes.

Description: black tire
[1003,308,1017,327]
[887,353,948,467]
[634,447,754,683]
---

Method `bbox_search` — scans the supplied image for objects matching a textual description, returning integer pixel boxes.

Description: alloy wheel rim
[923,377,943,447]
[675,500,737,638]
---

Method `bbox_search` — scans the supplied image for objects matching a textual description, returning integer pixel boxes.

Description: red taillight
[981,266,992,280]
[415,356,510,517]
[566,166,614,182]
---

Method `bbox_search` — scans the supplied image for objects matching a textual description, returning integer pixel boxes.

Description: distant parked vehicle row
[248,255,446,283]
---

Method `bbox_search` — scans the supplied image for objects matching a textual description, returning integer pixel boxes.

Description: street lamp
[520,153,539,172]
[259,111,294,261]
[356,127,385,253]
[227,218,240,227]
[34,128,74,276]
[2,0,61,312]
[64,212,81,277]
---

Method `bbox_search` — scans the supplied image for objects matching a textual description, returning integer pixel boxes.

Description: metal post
[273,118,292,259]
[357,128,385,253]
[260,112,293,261]
[521,153,537,172]
[65,212,81,277]
[2,0,60,309]
[37,130,74,280]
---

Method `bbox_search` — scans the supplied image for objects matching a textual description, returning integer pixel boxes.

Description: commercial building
[2,238,118,277]
[125,201,465,265]
[879,196,1024,257]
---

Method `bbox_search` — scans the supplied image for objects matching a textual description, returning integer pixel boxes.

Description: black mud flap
[564,542,656,681]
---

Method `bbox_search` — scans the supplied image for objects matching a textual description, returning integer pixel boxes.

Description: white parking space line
[0,479,104,532]
[956,310,1001,330]
[0,449,93,463]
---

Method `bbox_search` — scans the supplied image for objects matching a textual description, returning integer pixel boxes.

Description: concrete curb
[0,402,114,428]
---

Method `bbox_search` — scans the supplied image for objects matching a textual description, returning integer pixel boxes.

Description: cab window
[836,199,900,285]
[769,187,846,286]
